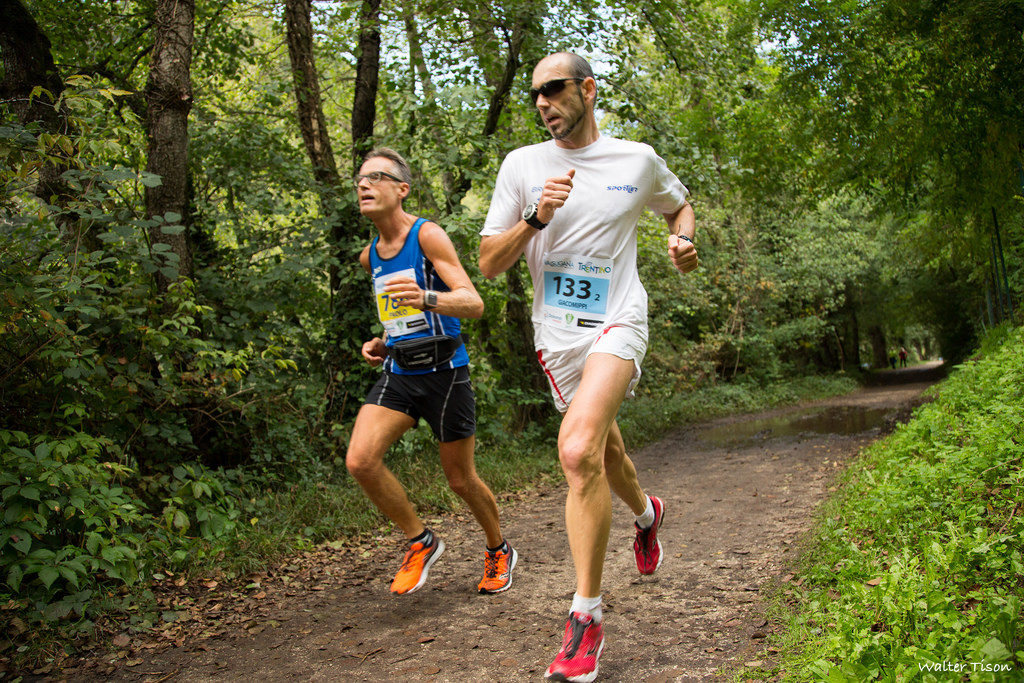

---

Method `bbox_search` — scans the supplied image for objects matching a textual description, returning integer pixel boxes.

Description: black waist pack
[388,335,462,370]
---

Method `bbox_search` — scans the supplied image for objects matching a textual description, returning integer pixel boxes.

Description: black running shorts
[364,365,476,442]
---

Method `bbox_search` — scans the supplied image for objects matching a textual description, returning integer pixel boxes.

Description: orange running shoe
[390,534,445,595]
[477,543,518,594]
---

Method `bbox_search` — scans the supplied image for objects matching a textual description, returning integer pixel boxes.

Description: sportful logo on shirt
[606,184,639,194]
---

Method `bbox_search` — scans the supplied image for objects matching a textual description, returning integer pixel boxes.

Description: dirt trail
[70,367,942,682]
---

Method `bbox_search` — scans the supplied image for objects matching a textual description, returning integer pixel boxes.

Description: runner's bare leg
[345,404,423,539]
[439,436,503,548]
[604,420,647,515]
[558,352,636,597]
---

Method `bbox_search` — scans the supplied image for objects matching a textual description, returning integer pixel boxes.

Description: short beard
[551,110,583,141]
[549,85,586,141]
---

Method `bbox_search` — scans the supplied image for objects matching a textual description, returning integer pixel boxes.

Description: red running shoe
[544,611,605,682]
[633,495,664,575]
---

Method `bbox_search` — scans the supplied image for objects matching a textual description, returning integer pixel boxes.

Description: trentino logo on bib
[542,253,613,329]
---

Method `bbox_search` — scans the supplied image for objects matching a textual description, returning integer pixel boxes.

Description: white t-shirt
[482,134,688,352]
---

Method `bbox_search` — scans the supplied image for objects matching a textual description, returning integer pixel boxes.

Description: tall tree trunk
[402,8,446,213]
[321,0,382,419]
[868,324,889,369]
[144,0,194,288]
[459,13,556,425]
[283,0,380,420]
[0,0,76,236]
[401,6,551,426]
[350,0,380,169]
[283,0,340,188]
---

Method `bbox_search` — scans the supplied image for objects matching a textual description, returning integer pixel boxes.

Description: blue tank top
[369,217,470,375]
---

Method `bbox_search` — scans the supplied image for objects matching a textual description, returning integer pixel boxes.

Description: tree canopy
[0,0,1020,646]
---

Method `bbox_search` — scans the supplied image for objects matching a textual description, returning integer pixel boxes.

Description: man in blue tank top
[346,147,517,596]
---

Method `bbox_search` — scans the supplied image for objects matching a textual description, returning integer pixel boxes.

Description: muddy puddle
[698,405,891,448]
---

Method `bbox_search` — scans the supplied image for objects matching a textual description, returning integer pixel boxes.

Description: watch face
[522,203,536,221]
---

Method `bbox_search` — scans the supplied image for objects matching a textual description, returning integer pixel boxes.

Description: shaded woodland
[1,0,1021,646]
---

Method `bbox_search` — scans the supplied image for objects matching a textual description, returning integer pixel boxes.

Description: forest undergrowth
[757,325,1024,681]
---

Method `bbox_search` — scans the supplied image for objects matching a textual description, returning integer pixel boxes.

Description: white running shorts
[535,324,647,413]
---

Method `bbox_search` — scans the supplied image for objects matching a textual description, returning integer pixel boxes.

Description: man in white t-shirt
[479,52,698,681]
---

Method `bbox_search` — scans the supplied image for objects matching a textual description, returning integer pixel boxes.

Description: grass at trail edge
[751,327,1024,682]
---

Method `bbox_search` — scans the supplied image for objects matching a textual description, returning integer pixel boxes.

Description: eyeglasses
[530,77,584,104]
[353,170,403,186]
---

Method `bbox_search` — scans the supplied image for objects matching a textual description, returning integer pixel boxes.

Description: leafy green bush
[772,325,1024,680]
[0,430,141,623]
[1,108,318,636]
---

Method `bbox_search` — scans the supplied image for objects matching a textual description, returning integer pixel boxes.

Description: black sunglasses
[353,170,403,186]
[529,77,584,104]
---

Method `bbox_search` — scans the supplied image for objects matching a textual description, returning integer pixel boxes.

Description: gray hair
[363,147,412,185]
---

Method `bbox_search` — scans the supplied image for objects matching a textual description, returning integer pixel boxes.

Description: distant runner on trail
[346,147,517,597]
[479,53,699,681]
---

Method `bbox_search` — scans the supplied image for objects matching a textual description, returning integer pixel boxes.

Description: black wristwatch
[522,202,548,231]
[423,290,438,310]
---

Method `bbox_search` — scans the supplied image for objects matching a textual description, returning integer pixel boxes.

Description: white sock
[570,593,602,623]
[635,494,655,529]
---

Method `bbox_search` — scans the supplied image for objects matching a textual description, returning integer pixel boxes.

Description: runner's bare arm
[479,170,575,279]
[382,222,484,319]
[479,227,537,279]
[664,201,695,241]
[664,202,698,274]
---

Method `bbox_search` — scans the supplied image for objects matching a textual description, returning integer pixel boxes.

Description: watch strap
[523,202,548,231]
[526,215,547,230]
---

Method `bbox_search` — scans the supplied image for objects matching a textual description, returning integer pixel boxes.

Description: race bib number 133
[542,253,612,329]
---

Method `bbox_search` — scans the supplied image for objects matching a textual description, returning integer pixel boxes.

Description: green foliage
[6,0,1021,670]
[0,85,318,634]
[770,326,1024,680]
[0,429,141,619]
[759,0,1024,358]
